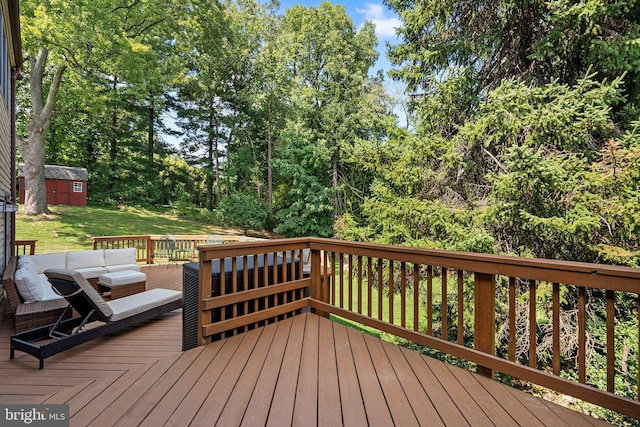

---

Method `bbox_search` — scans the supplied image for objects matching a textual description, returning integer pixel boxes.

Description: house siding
[0,11,10,268]
[0,0,21,292]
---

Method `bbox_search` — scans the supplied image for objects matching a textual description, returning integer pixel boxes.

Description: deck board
[346,325,396,426]
[363,333,420,426]
[380,341,445,426]
[333,322,368,427]
[317,315,342,427]
[293,312,319,426]
[0,264,614,426]
[267,314,306,426]
[218,320,280,426]
[240,318,293,427]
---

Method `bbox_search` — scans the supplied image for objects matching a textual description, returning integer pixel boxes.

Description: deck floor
[1,265,611,426]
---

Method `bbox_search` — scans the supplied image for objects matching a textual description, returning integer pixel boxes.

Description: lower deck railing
[192,237,640,419]
[92,234,245,264]
[14,240,36,256]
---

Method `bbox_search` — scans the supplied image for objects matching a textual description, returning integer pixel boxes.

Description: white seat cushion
[99,271,146,287]
[106,289,182,321]
[74,267,108,279]
[38,274,65,301]
[106,264,141,273]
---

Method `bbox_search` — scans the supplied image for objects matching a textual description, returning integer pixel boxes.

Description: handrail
[192,237,640,419]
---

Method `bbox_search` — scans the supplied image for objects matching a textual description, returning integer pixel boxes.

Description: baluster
[220,257,226,331]
[243,255,250,323]
[389,260,394,324]
[357,255,363,314]
[427,265,433,336]
[442,268,448,340]
[377,259,383,321]
[232,257,238,334]
[282,251,289,320]
[457,270,464,345]
[253,254,259,322]
[400,262,406,328]
[578,286,586,384]
[607,290,615,393]
[509,277,516,362]
[331,252,336,305]
[553,282,560,375]
[367,257,373,318]
[348,254,353,311]
[413,264,419,332]
[263,253,269,324]
[339,253,345,309]
[529,279,536,368]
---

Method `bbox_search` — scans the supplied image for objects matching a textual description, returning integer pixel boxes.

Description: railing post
[198,256,213,346]
[146,236,154,264]
[474,272,495,378]
[310,248,329,318]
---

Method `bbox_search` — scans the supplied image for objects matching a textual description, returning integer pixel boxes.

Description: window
[73,182,83,193]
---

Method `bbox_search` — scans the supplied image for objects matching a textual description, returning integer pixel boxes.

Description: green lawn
[16,205,242,254]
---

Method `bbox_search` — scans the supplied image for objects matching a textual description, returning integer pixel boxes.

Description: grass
[16,205,243,254]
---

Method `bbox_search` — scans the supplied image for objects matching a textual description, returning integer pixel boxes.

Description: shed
[18,165,88,206]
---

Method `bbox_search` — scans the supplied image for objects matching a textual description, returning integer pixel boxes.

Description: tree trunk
[110,77,118,162]
[332,150,339,212]
[18,47,66,215]
[147,91,154,167]
[206,111,214,211]
[214,123,220,203]
[267,99,273,213]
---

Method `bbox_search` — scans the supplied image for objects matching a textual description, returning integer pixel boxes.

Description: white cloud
[355,3,401,38]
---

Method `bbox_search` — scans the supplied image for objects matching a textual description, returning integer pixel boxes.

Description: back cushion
[24,253,67,274]
[66,250,105,270]
[104,248,136,266]
[15,259,44,303]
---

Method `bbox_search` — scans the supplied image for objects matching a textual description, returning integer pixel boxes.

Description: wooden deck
[1,265,611,426]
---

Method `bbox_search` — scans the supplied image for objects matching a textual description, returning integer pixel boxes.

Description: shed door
[55,179,71,205]
[46,179,56,204]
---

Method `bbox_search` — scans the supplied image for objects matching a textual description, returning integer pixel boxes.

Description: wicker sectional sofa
[3,248,140,332]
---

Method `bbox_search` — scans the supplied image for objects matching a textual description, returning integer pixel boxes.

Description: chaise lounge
[10,269,183,369]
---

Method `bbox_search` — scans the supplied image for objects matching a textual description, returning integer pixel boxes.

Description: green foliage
[218,192,269,232]
[338,180,494,252]
[273,125,335,237]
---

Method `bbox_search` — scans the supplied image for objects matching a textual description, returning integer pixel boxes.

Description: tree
[385,0,640,131]
[273,124,335,237]
[280,2,379,215]
[18,47,65,214]
[18,0,185,213]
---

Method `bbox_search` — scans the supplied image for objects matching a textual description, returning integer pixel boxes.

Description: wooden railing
[14,240,37,256]
[92,234,246,264]
[193,237,640,419]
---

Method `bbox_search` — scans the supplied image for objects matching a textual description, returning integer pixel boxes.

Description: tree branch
[41,63,67,121]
